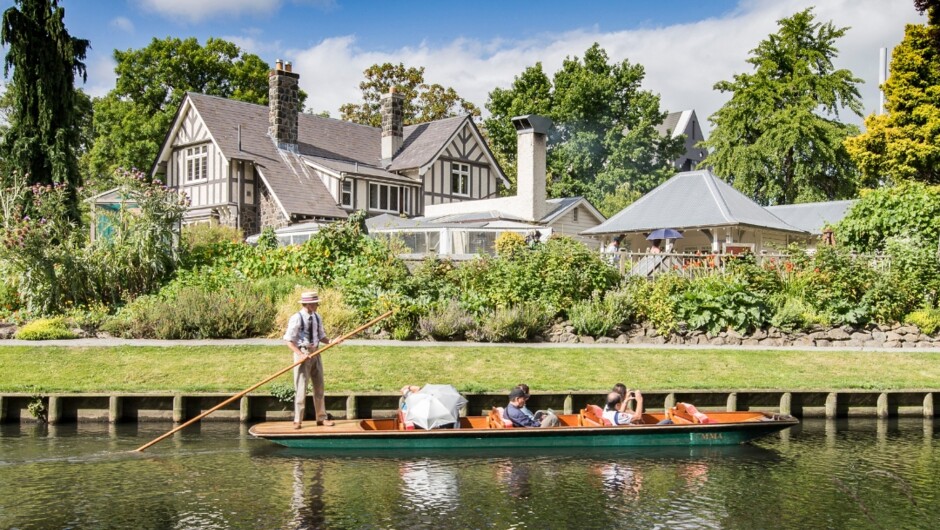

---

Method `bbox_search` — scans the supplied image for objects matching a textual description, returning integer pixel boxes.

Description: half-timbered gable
[390,119,508,208]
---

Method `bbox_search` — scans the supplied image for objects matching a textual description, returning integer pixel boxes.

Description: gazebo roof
[583,170,807,236]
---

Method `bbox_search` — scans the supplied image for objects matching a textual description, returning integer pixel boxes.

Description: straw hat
[298,292,320,304]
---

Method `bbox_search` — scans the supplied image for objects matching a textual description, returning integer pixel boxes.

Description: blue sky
[1,0,927,130]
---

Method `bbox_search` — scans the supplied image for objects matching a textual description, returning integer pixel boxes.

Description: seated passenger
[399,385,421,410]
[602,391,644,425]
[506,388,560,427]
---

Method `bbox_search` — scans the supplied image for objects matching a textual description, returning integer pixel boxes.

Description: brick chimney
[511,115,552,222]
[268,59,300,149]
[381,88,404,162]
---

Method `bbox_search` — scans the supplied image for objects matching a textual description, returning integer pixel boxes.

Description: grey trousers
[293,352,326,424]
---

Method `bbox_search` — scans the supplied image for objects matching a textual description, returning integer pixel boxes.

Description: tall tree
[913,0,940,47]
[1,0,89,222]
[845,23,940,185]
[485,44,683,216]
[83,37,281,188]
[702,9,863,206]
[339,63,480,127]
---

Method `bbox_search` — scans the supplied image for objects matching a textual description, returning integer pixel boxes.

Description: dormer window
[185,145,208,182]
[451,163,470,196]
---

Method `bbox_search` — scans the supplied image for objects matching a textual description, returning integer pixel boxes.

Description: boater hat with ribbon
[298,291,320,304]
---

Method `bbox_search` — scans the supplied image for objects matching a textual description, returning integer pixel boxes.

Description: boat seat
[581,404,612,426]
[668,402,715,424]
[488,407,513,429]
[397,409,415,430]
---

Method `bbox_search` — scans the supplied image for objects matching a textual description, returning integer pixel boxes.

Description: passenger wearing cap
[505,387,560,428]
[283,291,333,429]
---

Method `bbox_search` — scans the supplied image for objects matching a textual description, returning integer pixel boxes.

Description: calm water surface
[1,419,937,529]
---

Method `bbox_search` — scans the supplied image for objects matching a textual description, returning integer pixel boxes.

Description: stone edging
[547,321,940,349]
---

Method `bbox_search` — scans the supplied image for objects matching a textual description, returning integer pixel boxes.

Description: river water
[1,418,937,529]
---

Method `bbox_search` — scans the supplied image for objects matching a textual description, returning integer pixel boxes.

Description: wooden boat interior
[354,406,774,432]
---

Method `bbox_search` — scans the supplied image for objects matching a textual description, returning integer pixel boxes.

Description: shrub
[806,246,874,326]
[268,381,295,404]
[104,283,275,339]
[405,258,459,301]
[64,302,112,333]
[630,275,686,334]
[14,318,77,340]
[419,299,476,340]
[252,274,312,305]
[0,278,21,314]
[676,276,769,334]
[770,296,827,331]
[568,288,637,337]
[476,303,550,342]
[271,287,359,339]
[494,231,526,256]
[455,236,619,315]
[905,308,940,336]
[837,182,940,253]
[182,223,243,249]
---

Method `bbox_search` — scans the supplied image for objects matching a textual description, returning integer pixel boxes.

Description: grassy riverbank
[2,345,939,393]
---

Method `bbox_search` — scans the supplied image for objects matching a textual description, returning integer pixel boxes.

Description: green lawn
[1,345,938,393]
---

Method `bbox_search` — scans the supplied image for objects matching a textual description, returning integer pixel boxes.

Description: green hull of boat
[252,421,797,450]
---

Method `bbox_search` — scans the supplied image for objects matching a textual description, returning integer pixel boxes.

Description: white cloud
[109,17,134,33]
[139,0,281,23]
[83,56,118,98]
[287,0,922,131]
[222,34,283,57]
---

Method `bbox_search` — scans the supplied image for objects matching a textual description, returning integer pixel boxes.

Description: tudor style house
[150,60,509,235]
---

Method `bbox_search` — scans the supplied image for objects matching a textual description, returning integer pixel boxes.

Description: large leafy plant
[675,276,769,334]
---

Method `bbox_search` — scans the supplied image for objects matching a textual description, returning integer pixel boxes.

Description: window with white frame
[185,145,208,182]
[573,207,579,222]
[369,183,400,212]
[341,180,353,207]
[451,162,470,196]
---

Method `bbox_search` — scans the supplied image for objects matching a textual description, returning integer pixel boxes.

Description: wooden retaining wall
[0,390,935,424]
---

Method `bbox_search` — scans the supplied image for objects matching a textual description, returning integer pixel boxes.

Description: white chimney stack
[511,115,552,222]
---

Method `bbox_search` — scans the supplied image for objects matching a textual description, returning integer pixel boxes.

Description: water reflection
[399,458,461,511]
[593,461,643,498]
[0,420,938,529]
[495,459,534,499]
[289,460,326,530]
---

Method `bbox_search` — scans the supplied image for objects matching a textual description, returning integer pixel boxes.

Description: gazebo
[583,170,810,254]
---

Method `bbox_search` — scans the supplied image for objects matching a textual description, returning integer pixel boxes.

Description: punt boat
[249,405,798,450]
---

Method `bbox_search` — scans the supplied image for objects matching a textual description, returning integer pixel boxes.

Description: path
[1,338,939,352]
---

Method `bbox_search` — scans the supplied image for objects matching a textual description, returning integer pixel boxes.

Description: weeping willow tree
[1,0,89,223]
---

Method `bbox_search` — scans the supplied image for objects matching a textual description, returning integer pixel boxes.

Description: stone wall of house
[546,321,940,348]
[239,204,260,236]
[259,189,288,230]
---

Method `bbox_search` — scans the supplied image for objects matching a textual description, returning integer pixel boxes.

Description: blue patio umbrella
[646,228,684,240]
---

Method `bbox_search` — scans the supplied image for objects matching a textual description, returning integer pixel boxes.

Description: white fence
[601,251,892,278]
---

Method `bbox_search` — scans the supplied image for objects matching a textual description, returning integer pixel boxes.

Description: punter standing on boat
[284,291,333,429]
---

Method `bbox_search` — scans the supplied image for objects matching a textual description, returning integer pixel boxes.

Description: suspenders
[297,311,321,345]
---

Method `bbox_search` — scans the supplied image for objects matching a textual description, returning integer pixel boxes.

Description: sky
[0,0,928,132]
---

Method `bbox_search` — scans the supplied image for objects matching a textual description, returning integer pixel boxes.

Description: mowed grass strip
[0,345,938,393]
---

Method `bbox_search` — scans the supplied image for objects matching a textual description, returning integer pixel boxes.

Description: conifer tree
[1,0,88,222]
